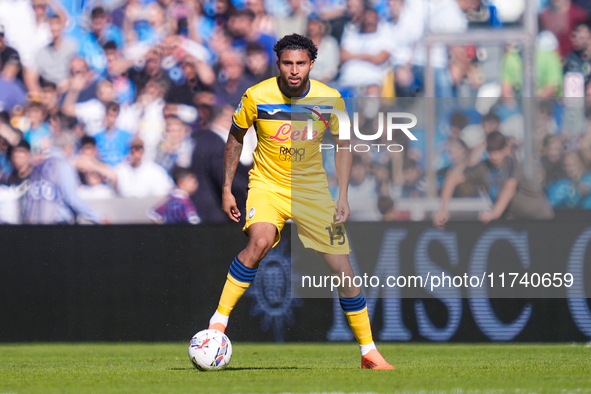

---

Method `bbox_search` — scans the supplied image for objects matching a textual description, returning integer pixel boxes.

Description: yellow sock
[340,294,374,345]
[217,275,251,316]
[216,257,258,316]
[345,306,374,345]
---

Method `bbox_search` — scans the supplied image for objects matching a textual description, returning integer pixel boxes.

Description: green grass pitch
[1,343,590,393]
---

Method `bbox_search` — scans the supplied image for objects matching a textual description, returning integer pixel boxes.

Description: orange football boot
[361,349,395,370]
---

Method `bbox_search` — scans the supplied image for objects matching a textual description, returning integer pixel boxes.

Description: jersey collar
[276,76,310,99]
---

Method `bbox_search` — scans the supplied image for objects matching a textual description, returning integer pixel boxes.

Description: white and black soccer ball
[188,329,233,371]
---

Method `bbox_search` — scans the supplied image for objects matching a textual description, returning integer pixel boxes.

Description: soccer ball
[188,329,232,371]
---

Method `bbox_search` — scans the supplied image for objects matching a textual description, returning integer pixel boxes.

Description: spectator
[94,102,133,166]
[23,101,52,158]
[501,32,564,97]
[578,116,591,166]
[33,14,78,89]
[563,20,591,85]
[155,115,194,172]
[434,111,469,170]
[62,76,116,136]
[227,9,276,63]
[436,138,477,197]
[307,15,340,83]
[481,111,500,134]
[535,31,565,97]
[0,52,25,92]
[191,103,249,223]
[378,195,410,221]
[338,8,391,89]
[541,135,566,189]
[214,49,256,107]
[348,154,381,221]
[136,80,168,161]
[0,112,22,180]
[401,158,426,198]
[0,57,27,114]
[325,0,365,44]
[164,55,215,106]
[104,42,137,105]
[1,139,32,186]
[76,170,116,199]
[388,0,425,97]
[246,0,276,37]
[123,1,171,45]
[69,57,99,103]
[13,0,61,90]
[244,43,276,84]
[208,27,234,64]
[540,0,588,58]
[308,0,347,30]
[372,160,393,198]
[188,0,216,44]
[414,0,472,98]
[21,131,103,224]
[466,111,500,166]
[209,0,237,29]
[40,80,61,119]
[276,0,308,38]
[79,7,125,75]
[74,135,102,185]
[546,151,591,208]
[535,100,559,144]
[434,131,554,227]
[0,134,10,181]
[114,137,174,198]
[573,0,591,14]
[449,112,470,139]
[128,48,172,97]
[149,166,201,224]
[0,24,23,81]
[110,0,131,29]
[465,0,502,27]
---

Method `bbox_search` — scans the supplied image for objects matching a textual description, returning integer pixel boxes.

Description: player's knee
[253,237,272,255]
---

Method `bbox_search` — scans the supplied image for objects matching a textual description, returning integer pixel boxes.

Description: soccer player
[206,34,394,370]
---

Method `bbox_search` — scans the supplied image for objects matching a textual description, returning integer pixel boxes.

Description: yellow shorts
[243,186,350,255]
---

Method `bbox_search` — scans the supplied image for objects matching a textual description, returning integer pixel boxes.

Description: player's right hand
[222,191,241,222]
[433,210,449,229]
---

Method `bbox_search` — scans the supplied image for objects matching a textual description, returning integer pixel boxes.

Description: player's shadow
[169,367,310,371]
[225,366,311,371]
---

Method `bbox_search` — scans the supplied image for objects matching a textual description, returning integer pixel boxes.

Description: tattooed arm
[222,125,247,222]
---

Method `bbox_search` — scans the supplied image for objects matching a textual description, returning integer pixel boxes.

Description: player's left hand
[478,211,498,224]
[334,199,351,224]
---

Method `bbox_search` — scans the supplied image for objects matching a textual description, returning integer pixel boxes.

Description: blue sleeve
[546,179,570,207]
[58,160,102,223]
[107,25,126,49]
[11,85,27,110]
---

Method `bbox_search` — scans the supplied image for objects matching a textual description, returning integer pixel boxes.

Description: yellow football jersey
[232,77,347,195]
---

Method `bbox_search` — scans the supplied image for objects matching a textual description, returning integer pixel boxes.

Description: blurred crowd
[1,0,591,224]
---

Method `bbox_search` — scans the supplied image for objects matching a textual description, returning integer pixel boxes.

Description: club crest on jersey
[249,208,255,219]
[235,99,244,115]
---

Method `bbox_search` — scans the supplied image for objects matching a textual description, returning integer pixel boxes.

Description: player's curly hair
[273,34,318,62]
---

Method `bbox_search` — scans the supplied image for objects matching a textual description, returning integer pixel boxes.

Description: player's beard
[281,74,309,96]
